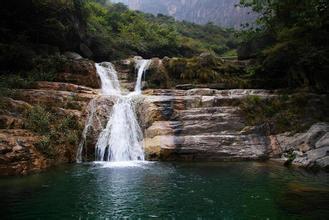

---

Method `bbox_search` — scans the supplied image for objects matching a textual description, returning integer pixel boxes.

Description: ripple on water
[1,162,329,219]
[93,161,154,168]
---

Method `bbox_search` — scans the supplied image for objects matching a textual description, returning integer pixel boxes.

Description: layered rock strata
[0,59,99,175]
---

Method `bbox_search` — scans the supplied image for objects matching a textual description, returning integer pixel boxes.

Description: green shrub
[283,149,297,167]
[239,0,329,92]
[58,115,81,131]
[66,131,80,145]
[35,136,54,158]
[25,106,52,134]
[240,93,329,134]
[24,105,83,158]
[0,74,37,89]
[30,54,67,80]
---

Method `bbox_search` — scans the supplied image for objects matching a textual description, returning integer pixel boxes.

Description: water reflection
[1,162,328,219]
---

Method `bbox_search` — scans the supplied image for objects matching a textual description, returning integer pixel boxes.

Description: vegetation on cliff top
[240,93,329,134]
[238,0,329,92]
[2,0,328,93]
[0,0,236,74]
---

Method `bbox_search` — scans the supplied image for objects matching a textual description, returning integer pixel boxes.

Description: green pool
[1,162,328,219]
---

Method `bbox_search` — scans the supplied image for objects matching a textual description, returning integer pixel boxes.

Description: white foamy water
[94,161,153,168]
[95,96,144,161]
[76,99,98,163]
[134,59,151,94]
[77,59,151,162]
[95,62,121,95]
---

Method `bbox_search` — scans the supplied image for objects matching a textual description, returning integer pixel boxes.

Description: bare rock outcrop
[271,123,329,171]
[137,89,272,161]
[0,129,49,175]
[0,61,100,175]
[56,59,100,88]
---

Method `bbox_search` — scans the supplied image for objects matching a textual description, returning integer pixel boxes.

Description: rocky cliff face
[271,123,329,171]
[0,56,99,175]
[111,0,256,28]
[1,56,328,176]
[138,89,271,161]
[82,59,329,171]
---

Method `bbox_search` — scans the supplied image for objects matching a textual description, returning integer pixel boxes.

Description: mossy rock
[146,58,171,89]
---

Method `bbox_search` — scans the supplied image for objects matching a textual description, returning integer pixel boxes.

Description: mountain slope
[110,0,255,28]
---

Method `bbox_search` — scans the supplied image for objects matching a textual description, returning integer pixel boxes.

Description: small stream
[1,162,328,219]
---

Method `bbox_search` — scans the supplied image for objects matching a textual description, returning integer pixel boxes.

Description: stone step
[176,107,241,121]
[145,120,245,138]
[143,94,258,110]
[145,89,275,97]
[144,89,186,96]
[35,81,97,94]
[177,106,240,115]
[185,88,274,97]
[177,113,242,122]
[144,134,268,161]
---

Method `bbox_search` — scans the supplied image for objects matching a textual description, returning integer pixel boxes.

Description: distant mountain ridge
[110,0,256,28]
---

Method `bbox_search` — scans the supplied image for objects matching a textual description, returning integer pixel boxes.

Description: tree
[239,0,329,91]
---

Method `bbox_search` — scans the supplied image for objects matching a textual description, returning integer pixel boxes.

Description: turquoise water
[1,162,329,219]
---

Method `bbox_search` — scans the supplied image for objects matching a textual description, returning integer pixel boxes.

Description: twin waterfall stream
[77,59,151,163]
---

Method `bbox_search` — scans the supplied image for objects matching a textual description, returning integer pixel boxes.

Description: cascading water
[95,62,121,95]
[134,59,151,94]
[95,97,144,161]
[77,59,150,162]
[76,99,98,163]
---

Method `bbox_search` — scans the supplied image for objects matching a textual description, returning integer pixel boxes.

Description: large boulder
[63,51,83,60]
[56,59,100,88]
[272,123,329,171]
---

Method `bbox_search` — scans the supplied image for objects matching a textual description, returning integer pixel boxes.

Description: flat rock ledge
[136,89,273,161]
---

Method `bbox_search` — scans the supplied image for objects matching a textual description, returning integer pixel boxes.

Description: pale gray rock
[316,132,329,149]
[64,51,83,60]
[273,122,329,171]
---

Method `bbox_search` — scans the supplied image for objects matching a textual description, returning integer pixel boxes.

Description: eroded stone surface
[0,129,49,175]
[138,89,271,161]
[56,59,100,88]
[271,123,329,171]
[0,81,99,175]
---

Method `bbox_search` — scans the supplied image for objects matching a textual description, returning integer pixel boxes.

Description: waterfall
[77,59,150,162]
[95,62,121,95]
[134,59,151,94]
[76,99,99,163]
[95,97,144,161]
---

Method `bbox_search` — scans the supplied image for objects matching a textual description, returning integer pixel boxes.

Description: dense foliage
[163,53,245,85]
[238,0,329,92]
[25,105,82,158]
[0,0,236,73]
[77,1,237,60]
[240,93,329,134]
